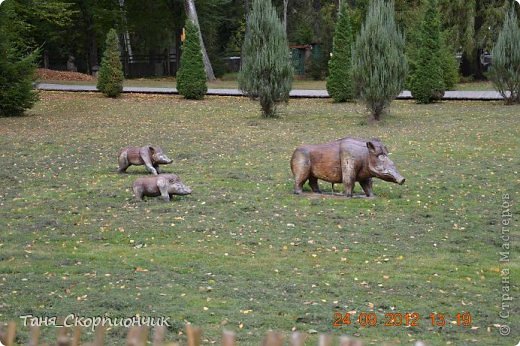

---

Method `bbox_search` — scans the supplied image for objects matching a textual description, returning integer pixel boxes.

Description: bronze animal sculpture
[290,137,405,197]
[118,145,173,175]
[133,174,192,201]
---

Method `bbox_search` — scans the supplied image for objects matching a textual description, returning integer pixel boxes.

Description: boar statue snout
[386,170,405,185]
[173,183,192,195]
[157,154,173,164]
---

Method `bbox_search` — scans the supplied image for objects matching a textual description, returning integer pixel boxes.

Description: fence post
[339,336,362,346]
[126,326,149,346]
[318,334,333,346]
[152,325,166,346]
[222,329,236,346]
[92,326,106,346]
[290,331,306,346]
[29,325,40,346]
[6,321,16,346]
[71,326,82,346]
[57,326,71,346]
[262,331,284,346]
[186,324,201,346]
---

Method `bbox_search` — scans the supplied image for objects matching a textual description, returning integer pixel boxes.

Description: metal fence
[121,54,177,78]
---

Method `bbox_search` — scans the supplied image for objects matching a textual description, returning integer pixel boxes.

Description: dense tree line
[1,0,518,80]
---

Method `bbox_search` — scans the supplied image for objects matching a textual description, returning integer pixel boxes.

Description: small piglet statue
[133,174,192,202]
[118,145,173,175]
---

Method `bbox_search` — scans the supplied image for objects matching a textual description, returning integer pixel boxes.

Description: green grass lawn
[454,81,494,91]
[0,92,518,345]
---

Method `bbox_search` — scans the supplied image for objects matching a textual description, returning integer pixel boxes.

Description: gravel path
[36,83,505,100]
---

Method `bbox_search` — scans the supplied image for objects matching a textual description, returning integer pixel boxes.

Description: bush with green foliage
[177,20,207,100]
[326,2,354,102]
[0,2,38,117]
[488,9,520,105]
[97,29,124,98]
[409,0,444,103]
[352,0,407,120]
[238,0,293,118]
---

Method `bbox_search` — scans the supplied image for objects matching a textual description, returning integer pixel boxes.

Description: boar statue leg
[293,177,307,195]
[342,176,355,197]
[118,151,129,173]
[133,185,145,200]
[308,176,321,193]
[291,150,311,194]
[144,163,158,175]
[154,164,161,174]
[341,154,356,197]
[139,147,159,175]
[360,178,374,197]
[341,159,356,198]
[157,177,171,202]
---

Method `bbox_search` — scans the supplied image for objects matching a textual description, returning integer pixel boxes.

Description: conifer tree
[97,29,124,98]
[439,32,459,90]
[352,0,407,120]
[0,1,38,117]
[238,0,293,118]
[409,0,445,103]
[488,9,520,105]
[326,1,354,103]
[177,20,207,100]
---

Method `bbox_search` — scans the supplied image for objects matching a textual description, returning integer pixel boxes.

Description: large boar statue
[118,145,173,175]
[290,137,405,197]
[133,174,192,201]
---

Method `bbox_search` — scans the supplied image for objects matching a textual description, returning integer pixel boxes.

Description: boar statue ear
[148,145,155,153]
[366,141,377,154]
[383,146,389,155]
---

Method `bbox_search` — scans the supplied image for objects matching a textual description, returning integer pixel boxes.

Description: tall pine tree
[409,0,445,103]
[238,0,293,118]
[97,29,124,98]
[326,2,354,103]
[352,0,407,121]
[488,9,520,105]
[177,20,207,100]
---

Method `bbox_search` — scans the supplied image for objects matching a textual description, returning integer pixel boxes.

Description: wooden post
[126,326,149,346]
[57,326,71,346]
[318,334,333,346]
[71,326,82,346]
[339,336,363,346]
[290,332,307,346]
[29,325,40,346]
[152,325,166,346]
[92,326,106,346]
[185,324,201,346]
[262,331,284,346]
[222,330,236,346]
[6,322,16,346]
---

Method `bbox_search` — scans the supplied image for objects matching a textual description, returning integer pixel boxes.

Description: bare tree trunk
[118,0,133,62]
[244,0,250,17]
[77,0,97,74]
[241,0,250,66]
[184,0,216,81]
[283,0,288,33]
